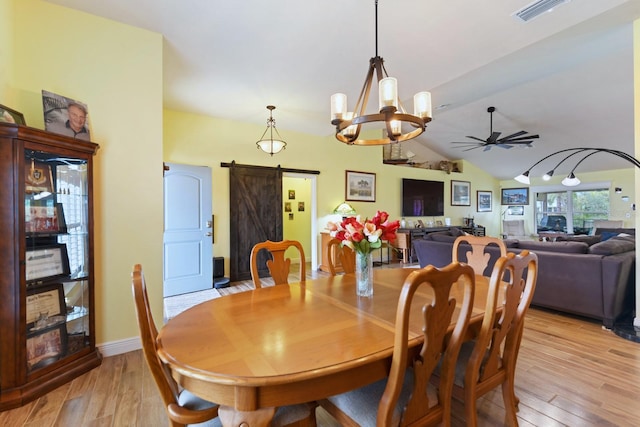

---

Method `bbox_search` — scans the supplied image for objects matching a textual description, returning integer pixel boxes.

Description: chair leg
[502,380,519,427]
[464,386,479,427]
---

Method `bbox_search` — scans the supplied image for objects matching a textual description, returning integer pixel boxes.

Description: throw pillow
[588,236,636,255]
[599,231,618,241]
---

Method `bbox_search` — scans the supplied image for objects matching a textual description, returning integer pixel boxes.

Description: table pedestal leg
[219,405,276,427]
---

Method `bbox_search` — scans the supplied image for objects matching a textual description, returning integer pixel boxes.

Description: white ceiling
[45,0,640,180]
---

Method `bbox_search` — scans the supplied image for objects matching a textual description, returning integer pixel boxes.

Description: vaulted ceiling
[45,0,640,180]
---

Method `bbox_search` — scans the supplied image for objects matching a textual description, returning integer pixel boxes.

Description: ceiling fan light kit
[451,106,539,152]
[330,0,432,146]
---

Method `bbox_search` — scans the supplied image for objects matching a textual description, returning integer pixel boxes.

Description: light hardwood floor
[2,264,639,426]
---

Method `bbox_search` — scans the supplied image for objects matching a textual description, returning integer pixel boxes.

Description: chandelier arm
[357,59,377,118]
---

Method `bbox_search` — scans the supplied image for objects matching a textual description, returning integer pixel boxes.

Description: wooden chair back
[378,262,476,426]
[452,235,507,276]
[326,238,356,275]
[131,264,218,426]
[459,250,538,427]
[250,240,306,288]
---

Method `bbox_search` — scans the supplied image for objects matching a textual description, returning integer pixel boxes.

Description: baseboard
[97,336,141,357]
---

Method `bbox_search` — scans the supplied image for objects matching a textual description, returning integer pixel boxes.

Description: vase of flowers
[327,210,400,297]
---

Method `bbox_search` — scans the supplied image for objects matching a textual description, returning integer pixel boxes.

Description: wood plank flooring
[2,263,639,426]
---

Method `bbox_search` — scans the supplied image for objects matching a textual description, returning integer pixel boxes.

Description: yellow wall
[7,0,164,344]
[283,176,312,260]
[0,0,13,100]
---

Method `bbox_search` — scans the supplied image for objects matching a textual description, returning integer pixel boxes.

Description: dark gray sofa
[412,228,636,328]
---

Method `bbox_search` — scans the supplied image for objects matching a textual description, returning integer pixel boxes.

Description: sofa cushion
[429,233,458,243]
[517,240,589,254]
[556,235,601,246]
[503,239,519,248]
[589,236,636,255]
[448,227,466,237]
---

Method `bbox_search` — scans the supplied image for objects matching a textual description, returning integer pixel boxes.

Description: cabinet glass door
[24,149,91,373]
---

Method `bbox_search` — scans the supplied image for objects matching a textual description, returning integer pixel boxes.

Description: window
[536,188,609,234]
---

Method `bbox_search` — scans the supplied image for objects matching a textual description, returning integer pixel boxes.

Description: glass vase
[355,251,374,297]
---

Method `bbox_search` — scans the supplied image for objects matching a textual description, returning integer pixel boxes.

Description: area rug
[164,288,222,320]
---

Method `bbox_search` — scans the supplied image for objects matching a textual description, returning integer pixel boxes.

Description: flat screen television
[401,178,444,217]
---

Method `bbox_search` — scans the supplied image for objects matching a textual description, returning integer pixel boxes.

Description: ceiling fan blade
[483,145,493,152]
[498,130,527,141]
[463,146,483,152]
[487,132,501,143]
[503,140,536,145]
[502,134,540,142]
[465,136,486,143]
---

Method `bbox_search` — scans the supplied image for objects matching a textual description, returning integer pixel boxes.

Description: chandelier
[514,148,640,186]
[256,105,287,156]
[330,0,432,146]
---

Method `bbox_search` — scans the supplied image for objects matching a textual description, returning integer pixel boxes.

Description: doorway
[283,172,318,271]
[226,163,319,281]
[163,163,213,297]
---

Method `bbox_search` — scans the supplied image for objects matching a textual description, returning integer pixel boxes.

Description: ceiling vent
[513,0,570,22]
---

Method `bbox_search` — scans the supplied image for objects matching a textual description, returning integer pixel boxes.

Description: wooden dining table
[156,268,497,427]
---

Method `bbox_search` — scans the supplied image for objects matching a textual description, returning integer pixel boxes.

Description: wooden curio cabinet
[0,123,101,410]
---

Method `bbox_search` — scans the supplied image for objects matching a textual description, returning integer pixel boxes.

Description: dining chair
[132,264,317,427]
[453,250,538,427]
[131,264,220,427]
[326,237,356,275]
[452,234,507,276]
[318,262,476,426]
[250,239,306,287]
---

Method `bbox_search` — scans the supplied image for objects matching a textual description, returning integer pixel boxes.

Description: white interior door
[163,163,213,297]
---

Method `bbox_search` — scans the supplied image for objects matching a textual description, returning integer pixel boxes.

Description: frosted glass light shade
[257,139,286,155]
[331,93,347,120]
[342,112,358,137]
[378,77,398,110]
[413,92,432,119]
[562,173,580,186]
[389,119,402,136]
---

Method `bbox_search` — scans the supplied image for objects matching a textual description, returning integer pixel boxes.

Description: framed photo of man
[42,90,91,141]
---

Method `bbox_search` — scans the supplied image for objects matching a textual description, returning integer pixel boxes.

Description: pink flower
[326,210,398,254]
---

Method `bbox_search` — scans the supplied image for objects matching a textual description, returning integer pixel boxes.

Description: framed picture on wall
[345,170,376,202]
[501,187,529,205]
[477,190,492,212]
[451,180,471,206]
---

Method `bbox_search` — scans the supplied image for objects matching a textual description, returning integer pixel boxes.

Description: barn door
[229,165,282,281]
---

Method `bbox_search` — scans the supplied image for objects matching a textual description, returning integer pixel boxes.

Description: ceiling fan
[451,106,539,151]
